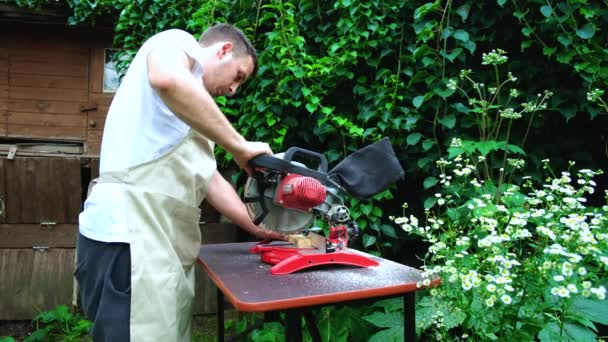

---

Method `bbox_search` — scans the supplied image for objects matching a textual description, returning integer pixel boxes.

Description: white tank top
[79,29,208,243]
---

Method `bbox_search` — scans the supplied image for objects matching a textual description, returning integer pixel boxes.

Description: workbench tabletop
[197,242,426,312]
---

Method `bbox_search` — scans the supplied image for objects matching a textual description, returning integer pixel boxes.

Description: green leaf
[506,144,526,155]
[417,156,434,168]
[362,311,403,328]
[412,95,425,108]
[455,4,470,22]
[361,204,373,215]
[453,30,469,42]
[424,196,437,209]
[363,234,376,248]
[557,34,572,47]
[406,132,423,145]
[576,23,596,39]
[475,140,502,156]
[569,297,608,324]
[497,0,507,6]
[543,46,557,57]
[540,5,553,17]
[372,206,382,217]
[368,327,402,342]
[423,176,438,189]
[422,139,435,151]
[380,224,397,238]
[522,27,534,37]
[438,114,456,128]
[563,322,597,341]
[440,47,463,62]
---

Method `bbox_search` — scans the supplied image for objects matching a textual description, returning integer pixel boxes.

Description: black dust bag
[328,137,404,200]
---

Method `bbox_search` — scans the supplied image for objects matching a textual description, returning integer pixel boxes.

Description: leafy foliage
[24,305,92,342]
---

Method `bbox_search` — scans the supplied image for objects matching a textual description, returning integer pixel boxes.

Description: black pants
[75,233,131,342]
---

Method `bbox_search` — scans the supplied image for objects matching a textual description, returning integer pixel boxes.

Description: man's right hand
[233,141,273,175]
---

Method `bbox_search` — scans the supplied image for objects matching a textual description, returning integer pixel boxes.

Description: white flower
[553,275,565,282]
[557,287,570,298]
[567,284,578,293]
[487,284,497,292]
[485,297,495,307]
[582,281,592,289]
[577,267,587,275]
[501,294,512,304]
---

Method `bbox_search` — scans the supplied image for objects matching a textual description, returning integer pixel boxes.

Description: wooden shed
[0,4,235,320]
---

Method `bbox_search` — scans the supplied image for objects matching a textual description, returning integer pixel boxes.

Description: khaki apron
[96,130,216,341]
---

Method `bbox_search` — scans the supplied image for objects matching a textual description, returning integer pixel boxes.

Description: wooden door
[0,156,82,319]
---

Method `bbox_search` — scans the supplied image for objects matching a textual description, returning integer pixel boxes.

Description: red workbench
[197,242,432,341]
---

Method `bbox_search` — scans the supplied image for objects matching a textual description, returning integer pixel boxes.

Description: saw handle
[248,150,329,183]
[282,147,328,173]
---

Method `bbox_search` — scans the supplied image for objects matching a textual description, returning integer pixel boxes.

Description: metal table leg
[404,292,416,341]
[217,288,225,342]
[285,308,303,342]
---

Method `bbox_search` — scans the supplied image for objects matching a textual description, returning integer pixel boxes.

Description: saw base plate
[249,242,379,275]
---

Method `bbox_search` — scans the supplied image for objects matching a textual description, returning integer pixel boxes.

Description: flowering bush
[392,158,608,341]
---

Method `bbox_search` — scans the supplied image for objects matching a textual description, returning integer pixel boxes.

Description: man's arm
[147,48,270,171]
[205,171,287,241]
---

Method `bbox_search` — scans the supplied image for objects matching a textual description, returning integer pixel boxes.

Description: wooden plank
[0,224,78,248]
[89,47,105,93]
[7,112,87,128]
[0,71,7,85]
[10,73,88,90]
[0,248,76,320]
[88,92,114,106]
[86,129,102,155]
[10,61,88,78]
[0,85,6,98]
[10,48,88,66]
[8,98,85,115]
[9,86,88,102]
[7,124,86,140]
[2,157,82,223]
[0,59,7,71]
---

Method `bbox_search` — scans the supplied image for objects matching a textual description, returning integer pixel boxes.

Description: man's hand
[232,141,273,175]
[251,227,289,242]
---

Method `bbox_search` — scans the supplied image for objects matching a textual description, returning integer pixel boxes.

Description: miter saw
[244,138,405,275]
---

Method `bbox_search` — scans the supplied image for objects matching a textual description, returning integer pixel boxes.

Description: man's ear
[218,42,234,59]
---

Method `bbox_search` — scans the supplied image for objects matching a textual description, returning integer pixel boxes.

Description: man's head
[198,23,258,97]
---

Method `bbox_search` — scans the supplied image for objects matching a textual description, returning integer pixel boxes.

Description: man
[75,24,285,341]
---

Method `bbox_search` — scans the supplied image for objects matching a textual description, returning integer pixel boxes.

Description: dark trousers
[75,233,131,342]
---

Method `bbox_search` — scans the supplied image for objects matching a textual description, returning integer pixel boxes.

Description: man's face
[202,43,254,97]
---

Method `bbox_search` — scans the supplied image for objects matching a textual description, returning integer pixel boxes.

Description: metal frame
[216,289,417,342]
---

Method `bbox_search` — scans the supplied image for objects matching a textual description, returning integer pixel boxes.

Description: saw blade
[244,176,314,233]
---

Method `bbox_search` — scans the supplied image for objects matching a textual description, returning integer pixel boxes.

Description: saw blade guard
[244,151,323,234]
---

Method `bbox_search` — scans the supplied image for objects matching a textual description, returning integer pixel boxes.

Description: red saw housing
[275,174,327,211]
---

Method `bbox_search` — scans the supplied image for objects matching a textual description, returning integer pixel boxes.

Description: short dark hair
[199,23,258,75]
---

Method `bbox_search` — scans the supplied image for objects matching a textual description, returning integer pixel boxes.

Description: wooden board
[2,157,82,224]
[7,98,85,115]
[9,61,88,78]
[0,248,76,320]
[7,124,86,140]
[8,112,86,128]
[9,86,88,102]
[0,224,78,248]
[10,73,88,90]
[85,130,102,155]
